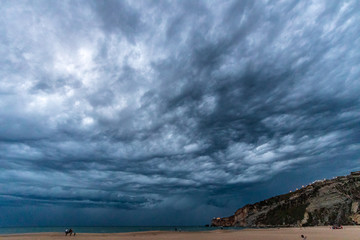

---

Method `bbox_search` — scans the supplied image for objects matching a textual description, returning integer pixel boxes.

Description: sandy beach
[1,226,360,240]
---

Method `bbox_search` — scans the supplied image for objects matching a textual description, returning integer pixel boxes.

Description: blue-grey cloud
[0,0,359,226]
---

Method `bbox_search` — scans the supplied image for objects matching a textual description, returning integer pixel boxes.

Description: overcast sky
[1,0,359,227]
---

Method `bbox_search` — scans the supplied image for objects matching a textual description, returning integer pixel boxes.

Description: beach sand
[1,226,360,240]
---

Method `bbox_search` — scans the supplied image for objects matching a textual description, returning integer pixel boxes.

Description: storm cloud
[0,0,359,225]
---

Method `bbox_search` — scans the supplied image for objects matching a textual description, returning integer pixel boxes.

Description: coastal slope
[212,172,360,227]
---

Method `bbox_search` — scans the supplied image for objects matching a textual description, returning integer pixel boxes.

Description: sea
[0,226,244,234]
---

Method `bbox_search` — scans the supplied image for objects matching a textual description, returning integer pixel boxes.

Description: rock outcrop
[211,172,360,227]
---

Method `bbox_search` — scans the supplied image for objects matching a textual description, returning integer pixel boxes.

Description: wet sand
[1,226,359,240]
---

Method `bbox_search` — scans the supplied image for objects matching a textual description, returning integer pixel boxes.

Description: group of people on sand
[332,225,343,229]
[299,224,344,240]
[65,228,76,236]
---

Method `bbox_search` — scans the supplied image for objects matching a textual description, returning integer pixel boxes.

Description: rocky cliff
[211,172,360,227]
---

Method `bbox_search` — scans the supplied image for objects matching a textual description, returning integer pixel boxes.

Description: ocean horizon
[0,226,244,234]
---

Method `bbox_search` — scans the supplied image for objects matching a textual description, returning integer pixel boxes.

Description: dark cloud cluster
[0,0,359,225]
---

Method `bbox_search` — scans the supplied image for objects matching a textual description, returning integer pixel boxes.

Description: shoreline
[1,226,360,240]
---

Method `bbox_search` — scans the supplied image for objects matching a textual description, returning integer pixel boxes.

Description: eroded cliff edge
[211,172,360,227]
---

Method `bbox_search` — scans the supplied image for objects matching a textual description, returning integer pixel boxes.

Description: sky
[0,0,360,227]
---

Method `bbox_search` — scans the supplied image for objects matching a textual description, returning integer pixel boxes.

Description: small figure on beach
[332,225,343,229]
[301,234,307,240]
[65,228,75,236]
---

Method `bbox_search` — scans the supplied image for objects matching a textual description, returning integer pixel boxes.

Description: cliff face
[211,172,360,227]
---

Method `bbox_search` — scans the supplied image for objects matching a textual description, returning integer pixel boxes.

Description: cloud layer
[1,0,359,224]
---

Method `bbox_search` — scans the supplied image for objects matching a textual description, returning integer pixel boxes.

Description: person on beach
[332,225,343,229]
[65,228,75,236]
